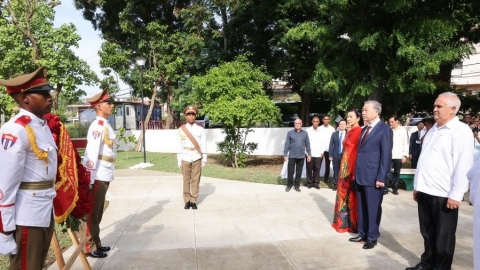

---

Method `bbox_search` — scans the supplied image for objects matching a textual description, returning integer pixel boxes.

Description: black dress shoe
[85,250,107,258]
[332,186,337,191]
[392,190,399,195]
[313,185,320,190]
[294,187,301,192]
[184,202,191,209]
[285,186,291,192]
[97,246,111,252]
[191,203,198,210]
[383,191,388,195]
[307,185,312,189]
[349,235,366,242]
[362,240,377,249]
[405,263,431,270]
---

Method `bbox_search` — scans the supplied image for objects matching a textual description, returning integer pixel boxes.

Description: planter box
[399,168,416,191]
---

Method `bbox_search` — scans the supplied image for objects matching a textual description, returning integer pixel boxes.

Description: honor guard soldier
[79,89,116,258]
[177,106,207,210]
[0,67,58,269]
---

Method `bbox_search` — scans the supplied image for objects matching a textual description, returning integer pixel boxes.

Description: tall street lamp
[136,57,147,163]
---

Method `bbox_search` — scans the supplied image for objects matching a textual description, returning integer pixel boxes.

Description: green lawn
[115,151,287,185]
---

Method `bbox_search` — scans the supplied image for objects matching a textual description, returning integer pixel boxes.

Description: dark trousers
[356,183,384,241]
[386,159,402,192]
[320,151,331,181]
[306,157,321,187]
[287,158,305,188]
[417,192,458,270]
[331,156,341,186]
[411,154,420,169]
[80,180,110,253]
[10,215,54,270]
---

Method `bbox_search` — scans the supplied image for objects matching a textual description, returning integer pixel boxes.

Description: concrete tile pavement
[49,169,474,270]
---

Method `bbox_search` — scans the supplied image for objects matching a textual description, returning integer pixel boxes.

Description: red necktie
[361,126,372,144]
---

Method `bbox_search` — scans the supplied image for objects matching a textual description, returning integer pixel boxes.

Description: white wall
[451,43,480,88]
[118,126,420,155]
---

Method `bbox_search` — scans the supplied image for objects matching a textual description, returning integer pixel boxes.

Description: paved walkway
[49,169,474,270]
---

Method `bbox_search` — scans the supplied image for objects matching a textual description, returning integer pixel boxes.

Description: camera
[473,127,479,133]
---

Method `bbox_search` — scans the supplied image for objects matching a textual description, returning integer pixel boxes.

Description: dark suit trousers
[385,159,402,192]
[411,154,420,169]
[320,151,331,181]
[306,157,321,186]
[287,158,304,188]
[332,156,341,186]
[356,183,384,241]
[417,192,458,270]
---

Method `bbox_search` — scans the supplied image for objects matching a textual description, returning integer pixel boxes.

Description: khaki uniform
[0,110,57,270]
[177,123,206,203]
[80,116,116,253]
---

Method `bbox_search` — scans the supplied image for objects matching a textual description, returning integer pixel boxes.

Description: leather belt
[19,180,55,190]
[183,147,197,151]
[98,155,116,163]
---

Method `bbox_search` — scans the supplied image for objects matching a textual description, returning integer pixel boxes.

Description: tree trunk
[300,90,311,125]
[135,80,159,152]
[368,63,384,104]
[164,84,175,129]
[220,6,228,52]
[369,82,384,104]
[52,83,63,112]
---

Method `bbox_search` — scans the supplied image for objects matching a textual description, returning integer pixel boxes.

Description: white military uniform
[177,123,207,164]
[83,116,117,183]
[0,109,57,232]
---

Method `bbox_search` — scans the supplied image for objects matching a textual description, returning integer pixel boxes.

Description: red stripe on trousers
[21,227,28,270]
[85,181,99,253]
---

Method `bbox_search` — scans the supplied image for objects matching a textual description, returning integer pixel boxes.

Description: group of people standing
[0,67,478,270]
[284,93,479,270]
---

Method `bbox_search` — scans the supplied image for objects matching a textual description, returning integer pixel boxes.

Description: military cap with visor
[184,105,197,115]
[0,66,55,94]
[87,89,114,107]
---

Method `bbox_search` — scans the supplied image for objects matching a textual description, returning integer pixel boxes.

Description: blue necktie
[338,132,343,154]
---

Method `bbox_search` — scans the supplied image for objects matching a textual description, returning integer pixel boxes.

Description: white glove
[178,161,182,169]
[0,233,17,255]
[202,162,206,168]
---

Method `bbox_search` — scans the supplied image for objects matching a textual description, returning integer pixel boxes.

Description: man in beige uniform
[80,89,116,258]
[0,67,58,269]
[178,106,207,210]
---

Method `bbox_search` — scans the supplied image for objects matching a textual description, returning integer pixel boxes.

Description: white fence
[118,126,419,156]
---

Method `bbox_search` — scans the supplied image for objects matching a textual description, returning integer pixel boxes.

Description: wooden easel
[51,229,92,270]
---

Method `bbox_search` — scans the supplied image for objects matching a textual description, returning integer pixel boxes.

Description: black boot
[191,203,198,210]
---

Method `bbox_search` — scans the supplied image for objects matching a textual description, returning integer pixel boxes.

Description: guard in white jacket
[79,89,116,258]
[0,67,57,269]
[177,106,206,210]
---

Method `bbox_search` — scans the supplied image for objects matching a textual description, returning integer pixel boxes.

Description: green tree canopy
[191,57,281,167]
[0,0,98,119]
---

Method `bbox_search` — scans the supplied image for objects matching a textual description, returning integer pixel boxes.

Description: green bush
[65,123,89,138]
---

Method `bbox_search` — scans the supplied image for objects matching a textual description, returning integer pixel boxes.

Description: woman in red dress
[332,108,363,233]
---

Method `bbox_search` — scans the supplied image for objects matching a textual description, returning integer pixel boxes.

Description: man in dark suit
[349,100,393,249]
[409,121,424,169]
[329,120,347,191]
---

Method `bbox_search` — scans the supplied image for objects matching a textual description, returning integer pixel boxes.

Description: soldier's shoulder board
[14,115,32,127]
